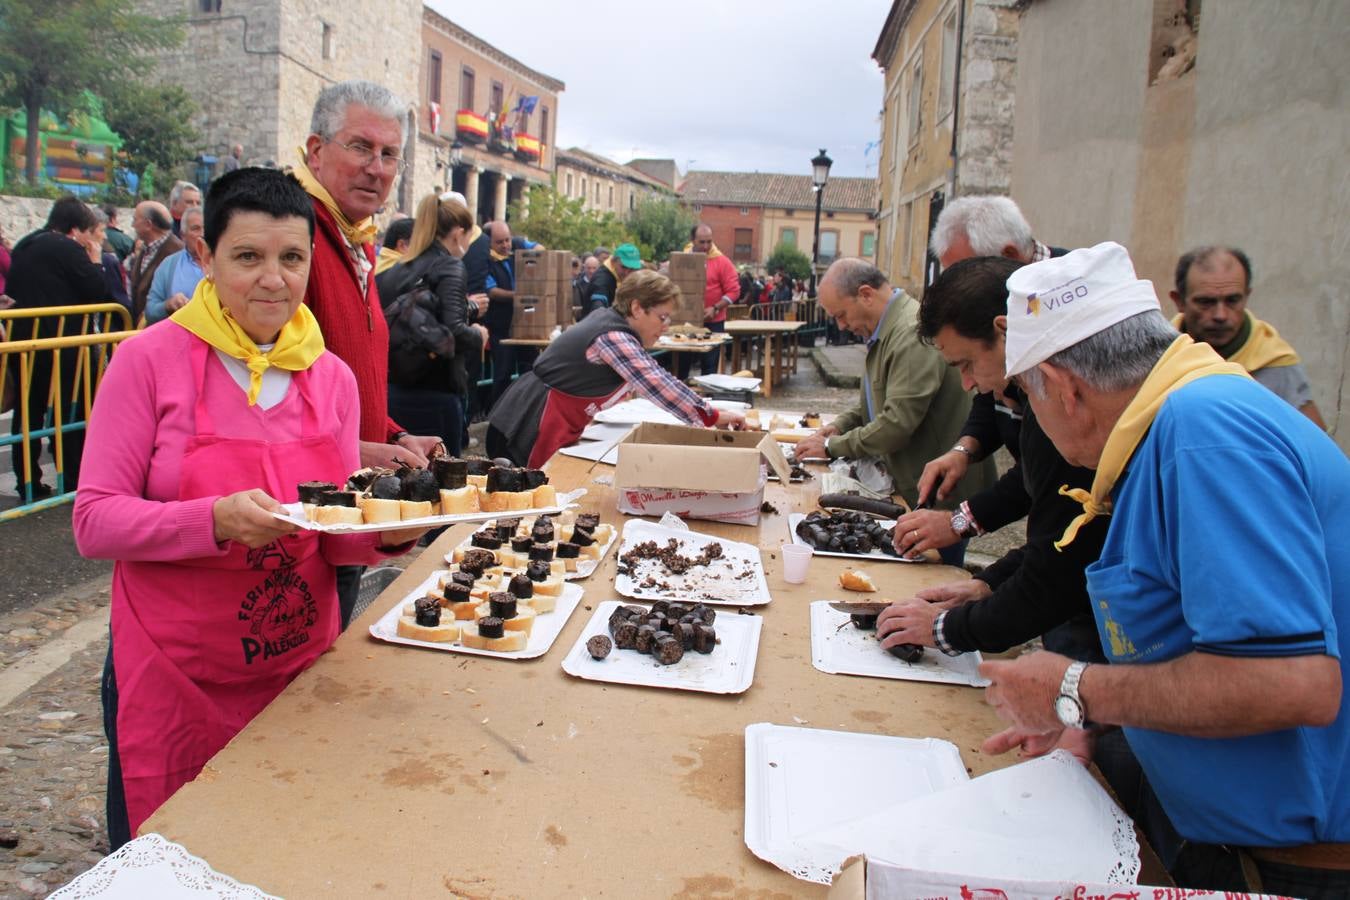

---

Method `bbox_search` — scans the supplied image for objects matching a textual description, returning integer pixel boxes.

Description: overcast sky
[424,0,889,179]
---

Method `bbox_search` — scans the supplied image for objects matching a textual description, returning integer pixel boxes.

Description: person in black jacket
[877,257,1107,663]
[7,196,110,498]
[376,193,485,456]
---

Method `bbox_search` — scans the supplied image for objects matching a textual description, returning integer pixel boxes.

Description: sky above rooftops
[425,0,888,179]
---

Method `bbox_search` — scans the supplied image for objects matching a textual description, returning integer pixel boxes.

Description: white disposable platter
[592,397,748,426]
[743,723,969,884]
[273,488,586,534]
[614,519,772,606]
[368,570,583,660]
[809,601,989,687]
[787,512,922,565]
[560,600,762,694]
[556,440,619,465]
[691,372,762,392]
[445,519,618,580]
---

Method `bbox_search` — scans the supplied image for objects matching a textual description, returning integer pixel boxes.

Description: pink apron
[111,340,346,833]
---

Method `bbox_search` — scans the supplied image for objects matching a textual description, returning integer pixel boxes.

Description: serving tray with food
[787,511,923,564]
[444,511,617,580]
[560,600,762,694]
[613,520,772,606]
[808,600,987,686]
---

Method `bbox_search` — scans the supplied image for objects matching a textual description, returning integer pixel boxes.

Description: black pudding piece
[459,548,496,575]
[345,468,382,491]
[529,543,554,562]
[570,527,595,547]
[495,518,521,540]
[851,613,879,630]
[507,573,534,599]
[477,616,505,639]
[430,457,468,490]
[471,531,503,550]
[586,634,612,660]
[297,481,337,504]
[652,634,684,665]
[693,624,717,654]
[316,490,356,507]
[555,541,580,559]
[650,600,670,615]
[488,593,517,619]
[522,469,549,490]
[485,466,522,493]
[414,596,441,627]
[634,625,657,654]
[450,571,476,589]
[463,457,494,476]
[693,604,715,625]
[531,522,555,543]
[443,582,471,602]
[526,560,551,582]
[888,643,924,663]
[400,468,440,502]
[510,535,533,553]
[575,513,601,531]
[369,474,402,501]
[677,622,697,650]
[612,620,640,650]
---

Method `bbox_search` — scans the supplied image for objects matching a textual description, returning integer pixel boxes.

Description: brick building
[679,171,878,274]
[555,148,674,218]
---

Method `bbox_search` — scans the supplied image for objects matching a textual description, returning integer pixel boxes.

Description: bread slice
[531,575,564,598]
[447,599,482,620]
[451,546,500,566]
[460,629,528,652]
[480,491,509,513]
[507,491,534,511]
[440,486,480,515]
[358,496,401,524]
[400,499,434,520]
[522,593,556,614]
[532,484,557,508]
[313,505,363,525]
[839,569,877,592]
[475,603,537,635]
[396,616,460,642]
[467,474,488,490]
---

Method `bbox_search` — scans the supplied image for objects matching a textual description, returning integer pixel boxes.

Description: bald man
[127,201,181,323]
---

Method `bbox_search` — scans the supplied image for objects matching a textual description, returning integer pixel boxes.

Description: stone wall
[956,0,1021,196]
[0,196,133,247]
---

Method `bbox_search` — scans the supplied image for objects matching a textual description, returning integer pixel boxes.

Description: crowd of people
[1,75,1344,895]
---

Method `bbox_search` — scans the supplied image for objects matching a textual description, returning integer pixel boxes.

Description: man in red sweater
[297,79,441,626]
[677,223,739,378]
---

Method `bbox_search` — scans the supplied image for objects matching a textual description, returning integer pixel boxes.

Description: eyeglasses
[329,139,407,173]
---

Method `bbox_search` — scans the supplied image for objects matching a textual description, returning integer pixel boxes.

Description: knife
[828,600,893,614]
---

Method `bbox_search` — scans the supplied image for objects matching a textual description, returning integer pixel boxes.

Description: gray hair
[821,257,889,298]
[1017,310,1179,397]
[181,205,204,226]
[89,205,108,226]
[310,80,408,144]
[933,195,1035,260]
[169,180,200,207]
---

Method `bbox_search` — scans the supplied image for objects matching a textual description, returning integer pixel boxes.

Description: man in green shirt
[797,258,994,565]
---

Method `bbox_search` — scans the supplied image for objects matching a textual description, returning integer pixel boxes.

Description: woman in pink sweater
[73,168,423,849]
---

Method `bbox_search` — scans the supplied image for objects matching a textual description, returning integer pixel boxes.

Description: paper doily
[50,833,279,899]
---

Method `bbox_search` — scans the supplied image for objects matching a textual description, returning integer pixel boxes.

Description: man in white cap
[980,241,1350,895]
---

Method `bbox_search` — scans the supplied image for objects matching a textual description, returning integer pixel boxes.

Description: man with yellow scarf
[1170,245,1325,428]
[977,242,1350,896]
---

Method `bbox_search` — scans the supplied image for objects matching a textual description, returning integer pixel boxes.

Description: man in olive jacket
[797,258,994,565]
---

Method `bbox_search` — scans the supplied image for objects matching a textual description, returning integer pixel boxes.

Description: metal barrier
[1,304,136,520]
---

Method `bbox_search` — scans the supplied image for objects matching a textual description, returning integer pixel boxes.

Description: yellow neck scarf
[682,241,724,259]
[292,146,378,247]
[374,245,403,276]
[490,247,511,262]
[1055,335,1250,549]
[170,278,326,406]
[1171,311,1299,372]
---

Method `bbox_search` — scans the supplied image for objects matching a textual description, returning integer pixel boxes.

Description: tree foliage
[766,242,812,281]
[626,195,694,262]
[100,82,200,188]
[509,183,633,257]
[0,0,183,183]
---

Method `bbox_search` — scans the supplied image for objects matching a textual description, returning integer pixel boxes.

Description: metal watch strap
[950,443,973,457]
[1057,661,1090,728]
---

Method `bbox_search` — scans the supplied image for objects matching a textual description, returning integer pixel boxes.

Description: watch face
[950,512,970,536]
[1055,695,1083,728]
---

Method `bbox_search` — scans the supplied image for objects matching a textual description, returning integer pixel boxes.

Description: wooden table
[724,320,804,398]
[499,337,551,347]
[141,456,1013,898]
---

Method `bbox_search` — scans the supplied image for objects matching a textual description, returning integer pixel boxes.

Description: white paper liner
[367,571,584,660]
[49,832,279,899]
[809,602,989,687]
[560,600,762,694]
[743,724,970,885]
[591,397,747,426]
[445,518,617,580]
[787,513,923,565]
[614,519,772,606]
[806,751,1140,885]
[271,488,586,533]
[557,441,619,465]
[691,373,762,392]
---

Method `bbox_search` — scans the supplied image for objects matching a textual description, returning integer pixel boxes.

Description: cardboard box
[614,422,791,525]
[667,252,708,325]
[512,249,565,339]
[553,250,575,328]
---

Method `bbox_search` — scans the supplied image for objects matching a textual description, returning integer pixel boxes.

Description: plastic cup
[780,542,813,584]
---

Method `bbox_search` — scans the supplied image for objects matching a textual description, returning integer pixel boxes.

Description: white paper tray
[744,723,969,884]
[809,602,989,687]
[592,397,747,426]
[273,488,585,534]
[614,519,772,606]
[368,571,583,660]
[445,518,617,580]
[691,373,762,392]
[557,441,619,465]
[560,601,762,694]
[787,512,922,565]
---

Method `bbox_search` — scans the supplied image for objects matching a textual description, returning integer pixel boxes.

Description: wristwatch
[1055,661,1090,729]
[949,501,978,538]
[950,443,974,457]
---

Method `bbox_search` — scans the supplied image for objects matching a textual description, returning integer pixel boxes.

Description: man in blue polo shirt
[979,242,1349,897]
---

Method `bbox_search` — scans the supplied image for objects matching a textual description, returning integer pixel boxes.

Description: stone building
[871,0,1020,294]
[555,148,674,218]
[136,0,422,210]
[678,171,878,273]
[1011,0,1349,447]
[625,158,682,190]
[418,7,563,225]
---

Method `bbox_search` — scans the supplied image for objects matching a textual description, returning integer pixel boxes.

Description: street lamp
[807,148,832,300]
